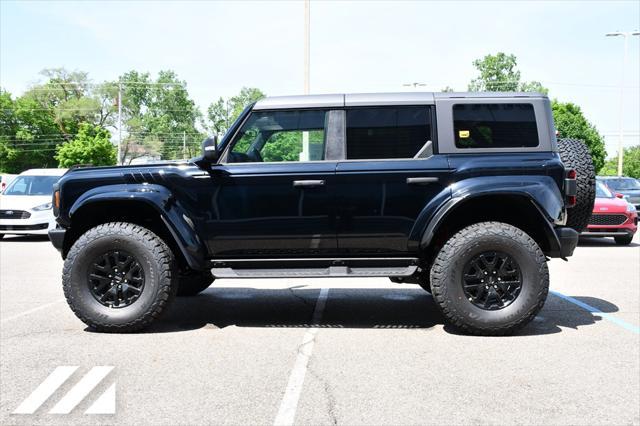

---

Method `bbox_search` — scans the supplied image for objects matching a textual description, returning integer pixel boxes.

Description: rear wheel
[62,222,178,333]
[614,234,634,245]
[430,222,549,336]
[557,138,596,232]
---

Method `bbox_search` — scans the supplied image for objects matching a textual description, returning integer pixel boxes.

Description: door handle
[406,177,438,185]
[293,179,325,187]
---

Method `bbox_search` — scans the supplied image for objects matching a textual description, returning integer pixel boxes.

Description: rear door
[334,105,450,255]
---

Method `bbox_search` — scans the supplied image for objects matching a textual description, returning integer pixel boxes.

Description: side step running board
[211,265,418,279]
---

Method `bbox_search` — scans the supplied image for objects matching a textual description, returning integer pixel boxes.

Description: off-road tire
[614,234,634,245]
[557,138,596,232]
[177,271,214,296]
[430,222,549,336]
[62,222,177,333]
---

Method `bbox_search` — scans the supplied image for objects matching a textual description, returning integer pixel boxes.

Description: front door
[204,109,338,258]
[334,105,450,255]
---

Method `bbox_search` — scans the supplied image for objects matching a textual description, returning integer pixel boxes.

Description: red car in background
[581,180,638,245]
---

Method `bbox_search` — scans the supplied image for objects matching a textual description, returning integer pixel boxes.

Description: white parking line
[13,366,78,414]
[274,287,329,426]
[49,366,114,414]
[0,299,64,323]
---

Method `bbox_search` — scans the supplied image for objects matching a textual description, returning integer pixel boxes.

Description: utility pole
[301,0,311,161]
[606,30,640,176]
[304,0,310,95]
[117,81,123,165]
[183,131,187,159]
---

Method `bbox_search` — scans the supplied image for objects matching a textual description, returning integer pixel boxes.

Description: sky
[1,0,639,156]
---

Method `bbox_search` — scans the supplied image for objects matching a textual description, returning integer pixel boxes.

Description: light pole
[403,82,426,88]
[117,81,123,165]
[304,0,310,95]
[301,0,311,161]
[606,30,640,176]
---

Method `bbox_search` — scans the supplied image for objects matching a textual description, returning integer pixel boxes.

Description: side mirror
[615,193,625,199]
[202,136,219,163]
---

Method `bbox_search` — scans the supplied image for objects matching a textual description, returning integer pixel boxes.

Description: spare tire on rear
[557,138,596,232]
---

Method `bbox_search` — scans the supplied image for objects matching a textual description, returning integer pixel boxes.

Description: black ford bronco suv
[49,92,595,335]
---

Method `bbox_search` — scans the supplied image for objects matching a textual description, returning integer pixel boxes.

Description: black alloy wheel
[462,251,522,310]
[88,250,145,308]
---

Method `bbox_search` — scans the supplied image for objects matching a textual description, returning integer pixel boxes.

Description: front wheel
[62,222,178,333]
[430,222,549,336]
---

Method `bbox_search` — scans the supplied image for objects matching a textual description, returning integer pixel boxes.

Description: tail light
[564,168,577,208]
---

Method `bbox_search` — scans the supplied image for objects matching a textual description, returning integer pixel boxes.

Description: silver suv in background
[599,176,640,209]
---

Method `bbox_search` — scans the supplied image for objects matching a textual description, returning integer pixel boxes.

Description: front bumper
[581,212,638,238]
[0,212,56,236]
[48,227,66,253]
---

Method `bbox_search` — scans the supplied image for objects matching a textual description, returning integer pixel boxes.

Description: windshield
[3,175,59,196]
[595,181,614,198]
[605,178,640,190]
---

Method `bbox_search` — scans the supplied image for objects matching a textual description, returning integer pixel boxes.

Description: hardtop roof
[253,92,547,110]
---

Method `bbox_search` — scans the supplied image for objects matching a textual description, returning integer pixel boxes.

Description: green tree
[206,87,265,136]
[55,123,116,167]
[599,146,640,178]
[519,81,549,95]
[116,70,204,162]
[468,52,547,93]
[0,89,64,173]
[24,68,116,136]
[469,53,520,92]
[551,101,606,172]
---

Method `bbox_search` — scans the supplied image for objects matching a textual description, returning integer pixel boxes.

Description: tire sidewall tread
[430,221,549,336]
[62,222,176,333]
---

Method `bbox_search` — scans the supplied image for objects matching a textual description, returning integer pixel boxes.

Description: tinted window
[229,110,327,163]
[346,107,431,159]
[453,103,538,148]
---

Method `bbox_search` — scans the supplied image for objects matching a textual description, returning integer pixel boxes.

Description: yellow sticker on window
[459,130,470,138]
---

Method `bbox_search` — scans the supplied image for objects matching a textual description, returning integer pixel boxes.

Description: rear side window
[453,103,539,149]
[346,107,431,159]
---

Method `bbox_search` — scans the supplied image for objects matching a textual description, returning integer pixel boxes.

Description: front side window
[346,106,431,160]
[227,110,327,163]
[453,103,539,149]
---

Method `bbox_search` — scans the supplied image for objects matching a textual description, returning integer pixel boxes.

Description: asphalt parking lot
[0,234,638,425]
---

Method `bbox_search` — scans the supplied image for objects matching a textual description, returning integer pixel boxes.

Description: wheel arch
[63,185,208,271]
[419,193,562,263]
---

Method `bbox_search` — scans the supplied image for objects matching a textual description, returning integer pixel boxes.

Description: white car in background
[0,174,17,193]
[0,168,67,239]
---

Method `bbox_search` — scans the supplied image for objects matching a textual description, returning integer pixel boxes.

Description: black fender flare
[414,175,565,255]
[68,184,208,270]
